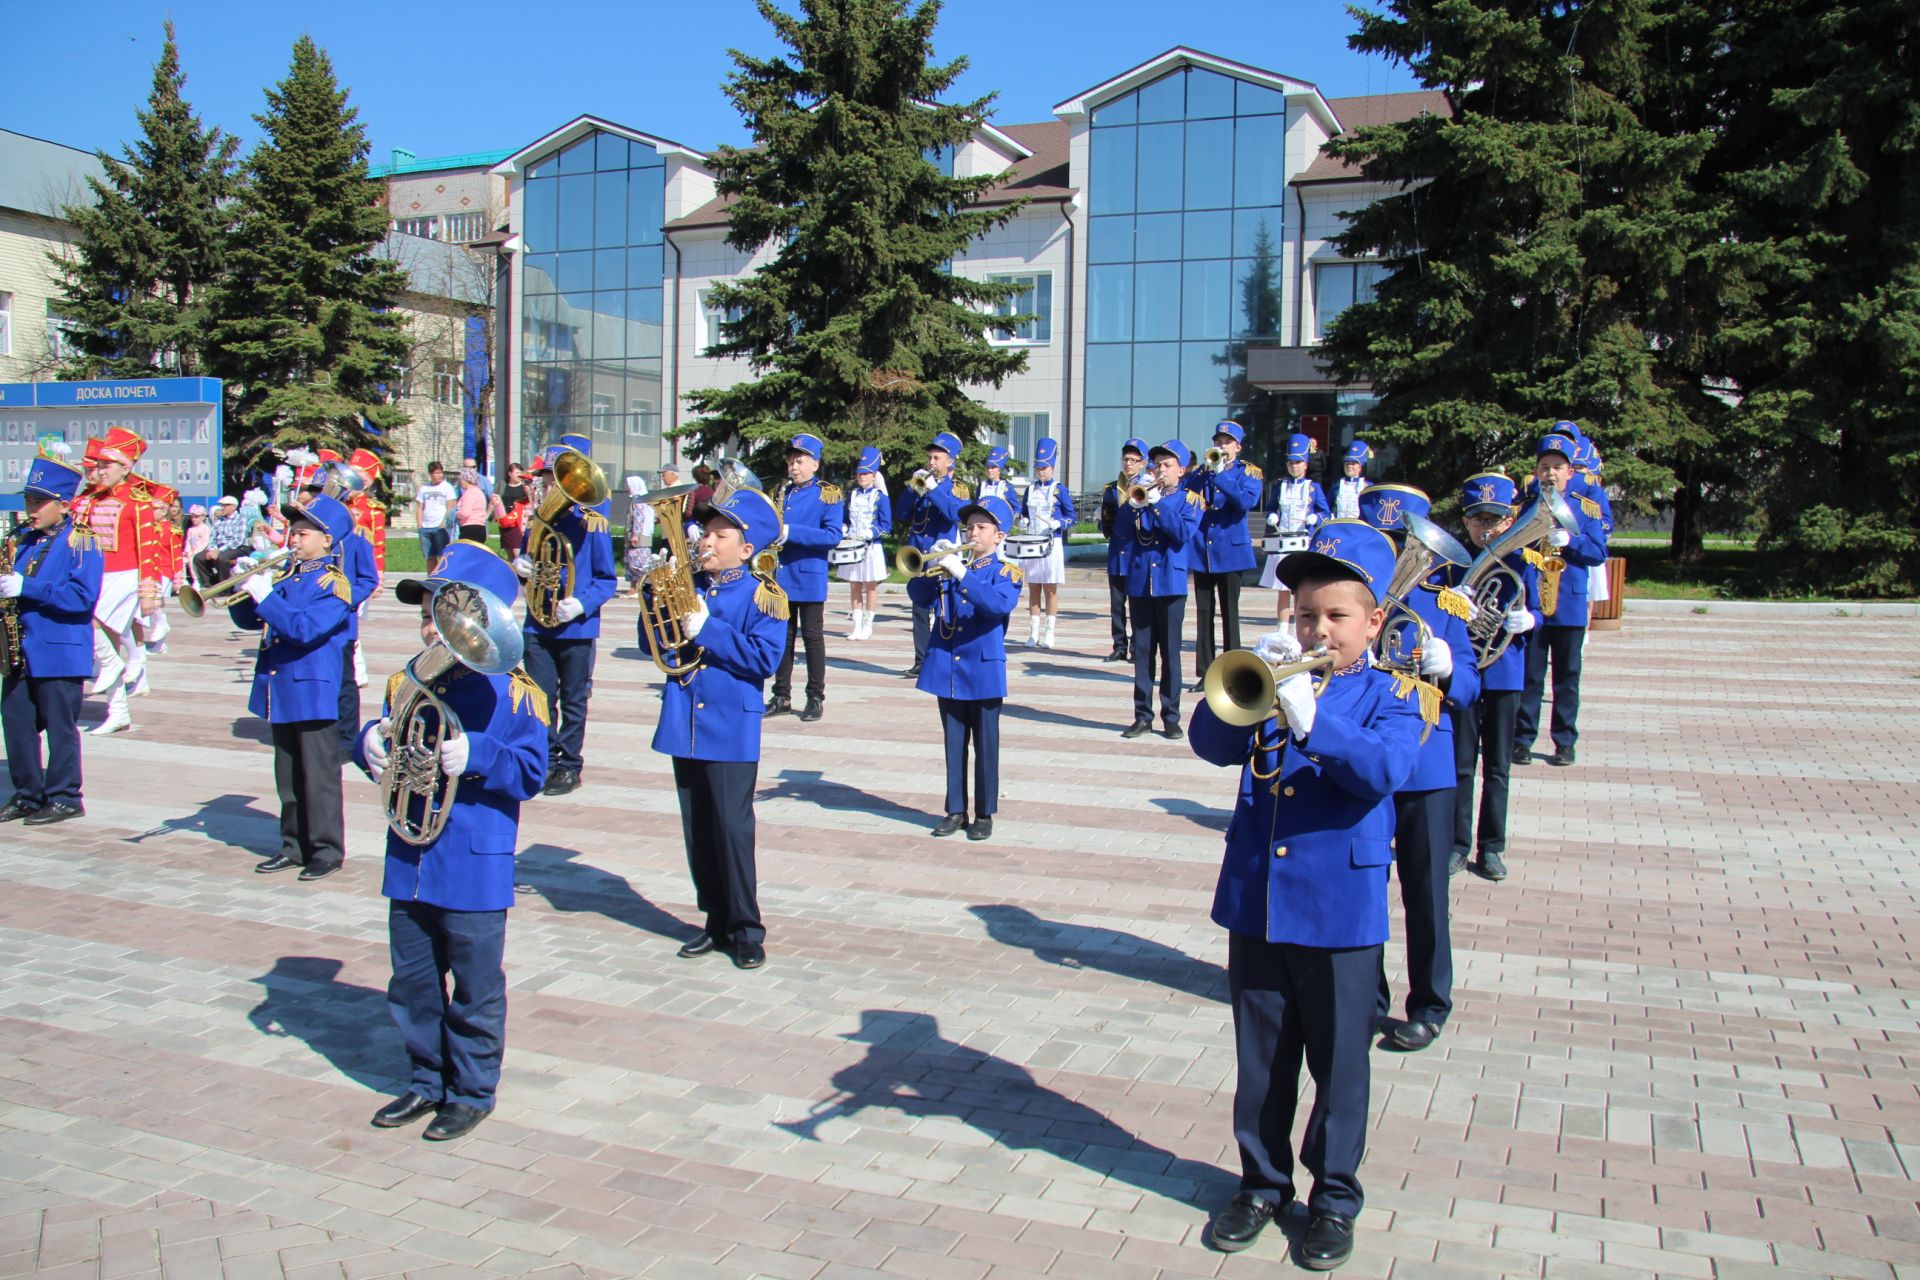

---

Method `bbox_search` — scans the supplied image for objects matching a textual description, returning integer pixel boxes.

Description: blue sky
[7,1,1421,162]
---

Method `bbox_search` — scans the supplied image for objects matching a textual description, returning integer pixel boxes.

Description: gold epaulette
[367,498,387,512]
[1245,463,1264,480]
[952,482,971,499]
[1579,495,1602,519]
[321,565,351,602]
[510,668,550,725]
[1436,587,1473,620]
[385,670,408,712]
[1390,670,1444,727]
[1103,480,1119,494]
[583,508,610,534]
[819,482,843,504]
[755,576,790,621]
[1185,489,1206,508]
[67,524,96,551]
[1000,560,1024,585]
[128,479,153,502]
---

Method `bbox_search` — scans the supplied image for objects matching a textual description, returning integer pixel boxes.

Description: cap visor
[956,503,1001,529]
[1275,551,1364,592]
[278,503,315,527]
[395,579,432,607]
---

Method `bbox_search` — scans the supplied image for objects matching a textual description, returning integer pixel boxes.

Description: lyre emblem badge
[1477,482,1497,504]
[1313,536,1339,556]
[1375,496,1403,527]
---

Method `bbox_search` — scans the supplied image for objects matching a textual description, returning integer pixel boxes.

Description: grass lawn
[1617,542,1915,602]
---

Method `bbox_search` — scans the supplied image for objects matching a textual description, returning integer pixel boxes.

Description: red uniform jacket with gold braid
[349,494,388,572]
[71,478,166,586]
[147,480,183,581]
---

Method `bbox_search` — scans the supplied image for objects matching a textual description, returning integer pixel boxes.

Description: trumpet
[380,581,524,845]
[896,539,962,577]
[1202,646,1337,727]
[178,550,293,618]
[1126,476,1163,507]
[909,468,939,496]
[1204,446,1229,470]
[1458,489,1574,668]
[524,448,610,627]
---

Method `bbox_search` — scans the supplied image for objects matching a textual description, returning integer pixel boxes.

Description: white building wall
[1297,180,1398,345]
[951,202,1073,468]
[384,168,507,238]
[0,211,79,383]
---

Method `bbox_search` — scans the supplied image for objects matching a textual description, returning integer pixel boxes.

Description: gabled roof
[1292,91,1453,187]
[492,115,704,177]
[0,127,104,219]
[1051,47,1336,134]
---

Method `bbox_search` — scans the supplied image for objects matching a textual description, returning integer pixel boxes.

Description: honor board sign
[0,377,224,511]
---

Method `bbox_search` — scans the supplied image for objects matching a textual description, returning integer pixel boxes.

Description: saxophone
[0,527,20,678]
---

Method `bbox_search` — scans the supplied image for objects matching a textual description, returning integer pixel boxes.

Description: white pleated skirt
[1022,539,1067,584]
[836,543,887,582]
[1258,552,1294,590]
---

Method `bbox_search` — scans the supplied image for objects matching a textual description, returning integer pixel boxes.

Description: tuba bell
[1372,511,1473,677]
[381,580,525,846]
[524,447,611,628]
[1458,489,1575,668]
[1202,646,1337,727]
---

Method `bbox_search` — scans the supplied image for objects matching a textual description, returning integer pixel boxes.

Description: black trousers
[673,756,763,945]
[1106,574,1129,655]
[1191,570,1243,679]
[523,633,596,772]
[1130,593,1186,724]
[2,674,84,808]
[1377,787,1455,1027]
[1230,933,1379,1218]
[388,900,508,1110]
[1454,690,1519,856]
[1515,624,1585,751]
[938,696,1001,818]
[774,600,826,702]
[336,644,361,755]
[912,603,931,664]
[271,719,344,869]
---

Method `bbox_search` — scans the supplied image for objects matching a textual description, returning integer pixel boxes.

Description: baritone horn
[1372,511,1472,675]
[1202,647,1337,727]
[381,581,524,846]
[635,482,706,677]
[177,550,293,618]
[1458,489,1574,668]
[524,448,611,627]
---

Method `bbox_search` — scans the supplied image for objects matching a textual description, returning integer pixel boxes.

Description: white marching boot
[91,686,133,736]
[1042,616,1057,650]
[91,631,123,695]
[1026,617,1041,647]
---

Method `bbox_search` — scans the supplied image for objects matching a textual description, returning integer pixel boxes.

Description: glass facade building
[517,128,666,478]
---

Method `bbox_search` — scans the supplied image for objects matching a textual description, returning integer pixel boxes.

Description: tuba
[380,581,524,845]
[1458,489,1575,668]
[1202,646,1337,727]
[524,448,611,627]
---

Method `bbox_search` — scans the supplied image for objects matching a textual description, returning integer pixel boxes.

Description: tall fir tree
[206,35,410,476]
[681,0,1031,481]
[53,21,237,380]
[1317,0,1711,523]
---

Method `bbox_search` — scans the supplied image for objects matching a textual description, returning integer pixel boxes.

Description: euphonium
[177,549,294,618]
[1371,511,1473,675]
[380,581,525,846]
[1202,646,1337,727]
[635,482,706,677]
[524,447,610,627]
[1458,489,1575,668]
[896,538,962,578]
[710,458,763,503]
[318,460,367,502]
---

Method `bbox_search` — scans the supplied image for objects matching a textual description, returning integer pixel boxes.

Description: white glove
[232,554,258,573]
[0,573,21,599]
[242,572,273,604]
[683,598,709,639]
[439,733,469,777]
[1304,513,1320,527]
[1503,606,1536,635]
[361,719,390,779]
[512,555,534,579]
[554,596,585,624]
[1252,629,1302,666]
[937,553,966,579]
[1144,485,1162,506]
[1452,583,1475,604]
[1420,637,1454,679]
[1265,512,1281,530]
[1275,671,1317,740]
[1548,528,1571,549]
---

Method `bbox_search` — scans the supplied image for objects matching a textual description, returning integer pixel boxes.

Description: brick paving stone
[0,587,1914,1276]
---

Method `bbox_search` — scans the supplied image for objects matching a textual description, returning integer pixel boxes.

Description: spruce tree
[681,0,1031,480]
[206,35,410,475]
[53,21,237,379]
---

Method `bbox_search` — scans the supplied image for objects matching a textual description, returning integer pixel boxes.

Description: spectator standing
[462,457,494,499]
[414,463,456,565]
[498,464,531,560]
[455,469,490,543]
[183,506,212,586]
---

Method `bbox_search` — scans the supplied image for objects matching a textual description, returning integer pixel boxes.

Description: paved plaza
[0,577,1915,1279]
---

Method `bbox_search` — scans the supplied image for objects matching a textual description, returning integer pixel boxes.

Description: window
[989,412,1049,468]
[0,292,10,355]
[590,392,617,434]
[988,272,1052,344]
[395,215,439,240]
[443,211,487,243]
[629,397,657,438]
[431,358,463,407]
[44,303,79,362]
[1314,261,1389,339]
[700,289,746,354]
[387,364,415,403]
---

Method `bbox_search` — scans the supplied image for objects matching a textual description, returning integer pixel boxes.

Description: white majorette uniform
[1020,477,1071,584]
[837,482,889,582]
[1258,477,1331,588]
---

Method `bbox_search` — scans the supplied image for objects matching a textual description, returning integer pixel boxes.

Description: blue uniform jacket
[1264,477,1331,531]
[1097,481,1132,576]
[11,519,104,680]
[1401,580,1480,792]
[1190,661,1423,948]
[354,664,549,911]
[1184,461,1262,573]
[906,554,1022,700]
[775,479,847,604]
[1019,480,1076,543]
[901,476,966,551]
[338,530,379,641]
[1523,482,1610,627]
[1118,489,1204,598]
[1476,549,1543,694]
[525,506,618,641]
[642,565,786,762]
[228,558,353,723]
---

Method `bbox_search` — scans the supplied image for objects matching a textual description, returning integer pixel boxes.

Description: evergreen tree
[681,0,1031,481]
[206,35,410,475]
[53,21,237,379]
[1318,0,1712,524]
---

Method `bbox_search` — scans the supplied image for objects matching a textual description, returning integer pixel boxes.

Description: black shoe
[1511,745,1533,766]
[902,663,922,679]
[766,694,793,716]
[255,855,300,874]
[676,932,721,958]
[1447,850,1468,878]
[297,861,342,882]
[1187,679,1204,693]
[797,697,823,722]
[732,940,766,970]
[541,767,580,796]
[1103,648,1127,663]
[1299,1210,1355,1270]
[370,1092,439,1128]
[23,802,82,827]
[1121,719,1153,738]
[932,813,966,838]
[422,1102,488,1141]
[1387,1020,1441,1052]
[1477,850,1508,881]
[1549,745,1576,767]
[0,799,42,823]
[1211,1190,1285,1253]
[1160,721,1185,741]
[966,816,993,841]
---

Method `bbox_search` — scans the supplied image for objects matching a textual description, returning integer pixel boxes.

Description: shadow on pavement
[758,769,930,828]
[247,956,404,1093]
[514,842,694,942]
[968,904,1227,1003]
[124,792,276,855]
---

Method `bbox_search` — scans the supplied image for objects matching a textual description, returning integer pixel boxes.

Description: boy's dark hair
[427,461,444,474]
[1293,573,1378,610]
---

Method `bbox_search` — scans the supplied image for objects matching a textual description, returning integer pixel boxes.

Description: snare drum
[827,538,871,566]
[1006,534,1053,560]
[1262,532,1311,555]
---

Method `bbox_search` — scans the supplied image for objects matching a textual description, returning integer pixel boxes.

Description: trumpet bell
[1202,647,1336,728]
